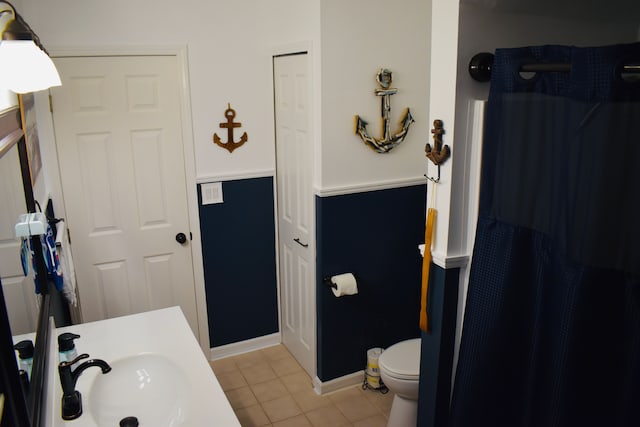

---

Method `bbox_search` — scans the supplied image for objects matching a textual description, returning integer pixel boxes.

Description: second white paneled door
[51,55,199,336]
[274,53,315,377]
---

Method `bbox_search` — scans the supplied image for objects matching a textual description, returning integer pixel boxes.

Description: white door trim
[271,45,317,378]
[48,46,210,353]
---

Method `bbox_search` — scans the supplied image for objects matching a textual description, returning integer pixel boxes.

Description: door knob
[175,232,187,244]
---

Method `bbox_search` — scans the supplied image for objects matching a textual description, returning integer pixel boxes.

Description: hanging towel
[420,207,436,332]
[55,221,78,307]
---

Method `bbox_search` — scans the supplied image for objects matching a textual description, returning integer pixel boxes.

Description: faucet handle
[59,353,89,368]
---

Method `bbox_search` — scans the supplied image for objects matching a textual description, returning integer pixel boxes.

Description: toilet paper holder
[324,273,359,297]
[323,277,337,290]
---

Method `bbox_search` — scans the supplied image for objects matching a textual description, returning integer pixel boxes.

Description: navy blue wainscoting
[198,177,279,347]
[417,264,459,427]
[316,184,426,381]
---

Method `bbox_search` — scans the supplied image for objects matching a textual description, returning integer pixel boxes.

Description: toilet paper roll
[331,273,358,297]
[366,347,383,389]
[366,347,382,375]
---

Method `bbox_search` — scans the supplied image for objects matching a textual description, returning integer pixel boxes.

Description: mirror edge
[0,106,52,427]
[0,107,31,426]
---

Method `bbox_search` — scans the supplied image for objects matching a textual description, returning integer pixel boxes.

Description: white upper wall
[320,0,431,192]
[20,0,321,182]
[21,0,433,192]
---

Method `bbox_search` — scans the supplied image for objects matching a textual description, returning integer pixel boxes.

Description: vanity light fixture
[0,1,61,93]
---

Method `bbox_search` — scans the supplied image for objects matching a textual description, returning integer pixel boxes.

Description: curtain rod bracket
[469,52,494,82]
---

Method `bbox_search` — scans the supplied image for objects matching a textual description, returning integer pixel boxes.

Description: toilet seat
[379,338,421,381]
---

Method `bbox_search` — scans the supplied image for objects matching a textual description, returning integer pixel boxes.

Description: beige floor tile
[225,386,259,410]
[280,371,313,393]
[210,357,238,374]
[291,388,333,412]
[261,395,302,423]
[235,404,271,427]
[362,389,394,416]
[327,386,363,404]
[273,414,313,427]
[217,347,393,427]
[333,395,378,422]
[305,404,351,427]
[353,414,388,427]
[241,362,278,385]
[270,355,304,377]
[234,350,269,369]
[218,369,249,391]
[261,345,292,361]
[251,378,290,403]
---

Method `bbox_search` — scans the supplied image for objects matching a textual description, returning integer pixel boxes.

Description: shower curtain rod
[469,52,640,82]
[520,63,639,72]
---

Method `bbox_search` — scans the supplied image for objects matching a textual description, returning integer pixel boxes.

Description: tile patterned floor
[210,345,394,427]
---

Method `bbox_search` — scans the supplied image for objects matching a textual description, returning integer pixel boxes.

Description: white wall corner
[427,0,461,263]
[430,100,484,270]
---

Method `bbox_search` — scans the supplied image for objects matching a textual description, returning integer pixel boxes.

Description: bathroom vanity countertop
[44,306,241,426]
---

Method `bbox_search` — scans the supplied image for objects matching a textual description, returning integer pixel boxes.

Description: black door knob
[175,232,187,244]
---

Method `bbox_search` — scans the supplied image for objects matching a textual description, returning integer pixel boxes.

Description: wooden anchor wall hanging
[213,103,248,153]
[425,119,451,183]
[354,68,414,153]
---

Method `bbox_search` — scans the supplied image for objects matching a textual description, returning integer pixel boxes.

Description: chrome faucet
[58,353,111,420]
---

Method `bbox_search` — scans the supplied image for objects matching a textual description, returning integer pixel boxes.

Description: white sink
[88,354,191,426]
[45,307,241,426]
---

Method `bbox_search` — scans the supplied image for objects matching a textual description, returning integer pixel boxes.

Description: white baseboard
[210,333,281,360]
[312,370,365,395]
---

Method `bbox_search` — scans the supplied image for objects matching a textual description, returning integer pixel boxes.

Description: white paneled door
[274,53,315,377]
[0,145,38,335]
[51,55,199,336]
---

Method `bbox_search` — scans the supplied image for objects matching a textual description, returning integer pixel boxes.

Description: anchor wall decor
[424,119,451,183]
[354,68,414,153]
[213,103,248,153]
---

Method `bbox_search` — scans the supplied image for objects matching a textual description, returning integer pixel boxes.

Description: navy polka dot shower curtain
[449,43,640,427]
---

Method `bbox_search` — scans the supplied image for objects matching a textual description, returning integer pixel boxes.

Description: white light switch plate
[201,182,223,205]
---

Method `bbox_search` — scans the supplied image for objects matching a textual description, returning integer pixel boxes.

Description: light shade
[0,40,61,94]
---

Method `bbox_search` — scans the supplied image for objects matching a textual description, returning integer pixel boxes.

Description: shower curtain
[450,43,640,427]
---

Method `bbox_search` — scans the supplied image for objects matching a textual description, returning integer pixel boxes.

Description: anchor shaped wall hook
[425,119,451,183]
[354,69,414,153]
[213,103,248,153]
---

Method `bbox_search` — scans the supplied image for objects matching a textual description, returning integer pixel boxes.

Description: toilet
[378,338,421,427]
